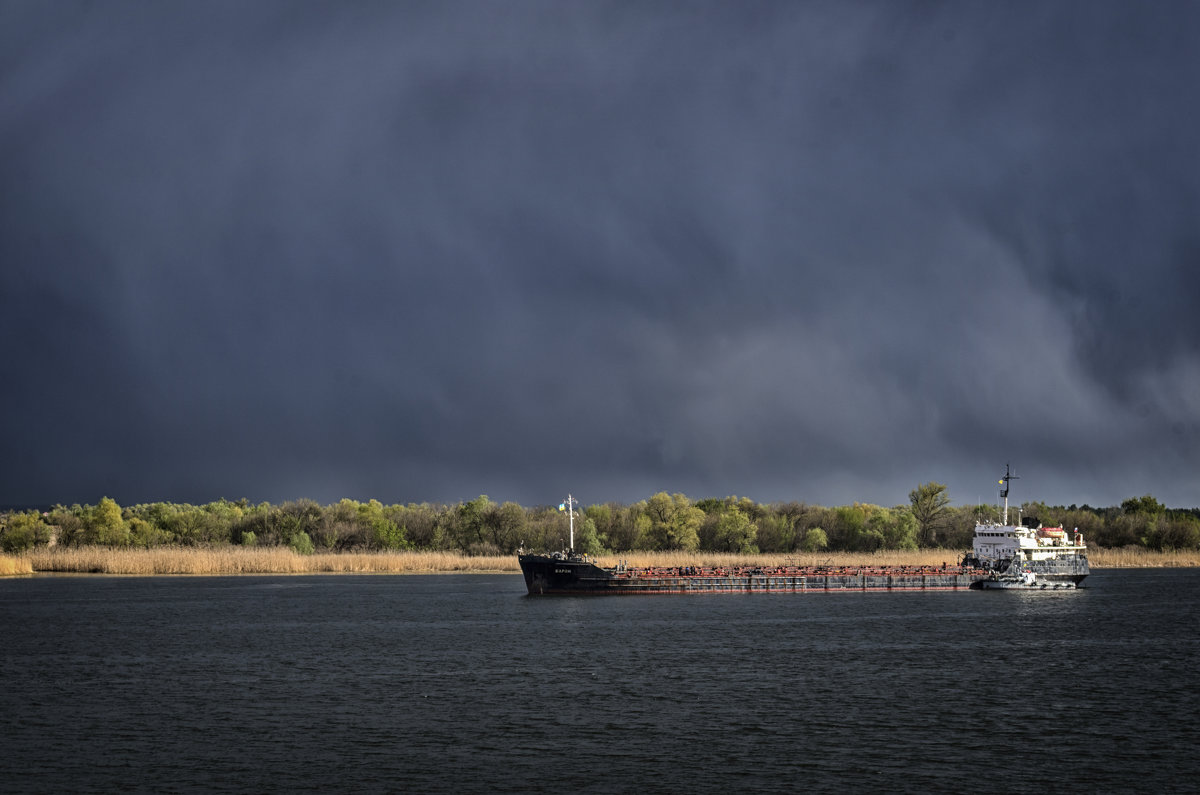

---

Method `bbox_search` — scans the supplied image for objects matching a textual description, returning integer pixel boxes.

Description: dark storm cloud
[2,1,1197,509]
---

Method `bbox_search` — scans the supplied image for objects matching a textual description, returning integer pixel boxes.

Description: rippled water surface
[2,569,1198,792]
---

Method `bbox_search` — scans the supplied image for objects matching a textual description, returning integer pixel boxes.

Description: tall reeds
[16,545,1195,576]
[23,547,516,575]
[0,554,33,575]
[1087,546,1200,568]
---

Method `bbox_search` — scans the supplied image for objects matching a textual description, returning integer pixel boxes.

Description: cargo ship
[519,472,1088,595]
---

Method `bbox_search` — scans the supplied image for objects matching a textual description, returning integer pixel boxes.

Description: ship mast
[999,464,1019,526]
[562,494,579,552]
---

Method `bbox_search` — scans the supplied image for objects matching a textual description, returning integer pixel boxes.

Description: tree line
[1,485,1197,555]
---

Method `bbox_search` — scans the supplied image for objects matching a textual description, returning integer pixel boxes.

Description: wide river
[2,568,1197,792]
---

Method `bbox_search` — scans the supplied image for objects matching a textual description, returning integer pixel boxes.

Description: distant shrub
[129,517,173,548]
[801,527,829,553]
[467,541,502,557]
[289,532,314,555]
[372,519,409,550]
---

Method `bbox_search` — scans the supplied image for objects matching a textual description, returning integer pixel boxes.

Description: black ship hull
[518,554,992,595]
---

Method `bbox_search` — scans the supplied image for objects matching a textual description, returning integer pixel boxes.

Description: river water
[2,568,1197,793]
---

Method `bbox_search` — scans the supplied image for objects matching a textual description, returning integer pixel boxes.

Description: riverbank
[8,545,1196,575]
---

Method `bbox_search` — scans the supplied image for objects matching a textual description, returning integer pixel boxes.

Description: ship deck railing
[610,565,990,579]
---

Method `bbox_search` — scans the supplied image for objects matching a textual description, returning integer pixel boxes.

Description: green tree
[487,502,527,553]
[450,495,493,552]
[771,501,809,551]
[315,499,372,550]
[1099,512,1142,547]
[572,516,603,556]
[46,506,84,547]
[1140,513,1200,550]
[129,517,172,548]
[938,506,978,548]
[868,507,919,550]
[355,499,403,550]
[714,508,758,553]
[829,504,866,549]
[1056,508,1104,543]
[643,492,703,551]
[169,505,229,546]
[370,518,408,550]
[84,497,131,546]
[847,510,887,551]
[128,502,178,540]
[753,514,791,553]
[888,513,921,552]
[909,482,951,546]
[259,500,323,549]
[801,527,828,553]
[290,531,315,555]
[1121,495,1165,517]
[385,503,440,548]
[1159,515,1200,549]
[593,502,651,551]
[522,505,578,551]
[1,511,52,552]
[602,505,652,551]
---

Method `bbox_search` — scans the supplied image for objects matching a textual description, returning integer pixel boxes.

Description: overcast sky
[3,1,1198,510]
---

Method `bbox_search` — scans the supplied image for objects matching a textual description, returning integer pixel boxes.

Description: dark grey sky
[3,1,1198,510]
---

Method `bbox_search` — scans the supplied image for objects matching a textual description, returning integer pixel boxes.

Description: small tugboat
[962,466,1090,590]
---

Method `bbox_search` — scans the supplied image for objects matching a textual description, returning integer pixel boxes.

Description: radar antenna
[999,464,1019,525]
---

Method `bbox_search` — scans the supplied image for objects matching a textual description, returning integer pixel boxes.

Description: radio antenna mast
[562,494,579,552]
[999,464,1019,525]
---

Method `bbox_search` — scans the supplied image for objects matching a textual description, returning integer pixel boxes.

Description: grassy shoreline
[8,545,1197,576]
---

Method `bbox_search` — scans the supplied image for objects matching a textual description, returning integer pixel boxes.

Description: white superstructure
[972,521,1086,568]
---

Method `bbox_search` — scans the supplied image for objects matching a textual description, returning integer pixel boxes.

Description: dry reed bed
[1087,547,1200,568]
[18,545,1197,575]
[0,554,33,575]
[24,547,516,575]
